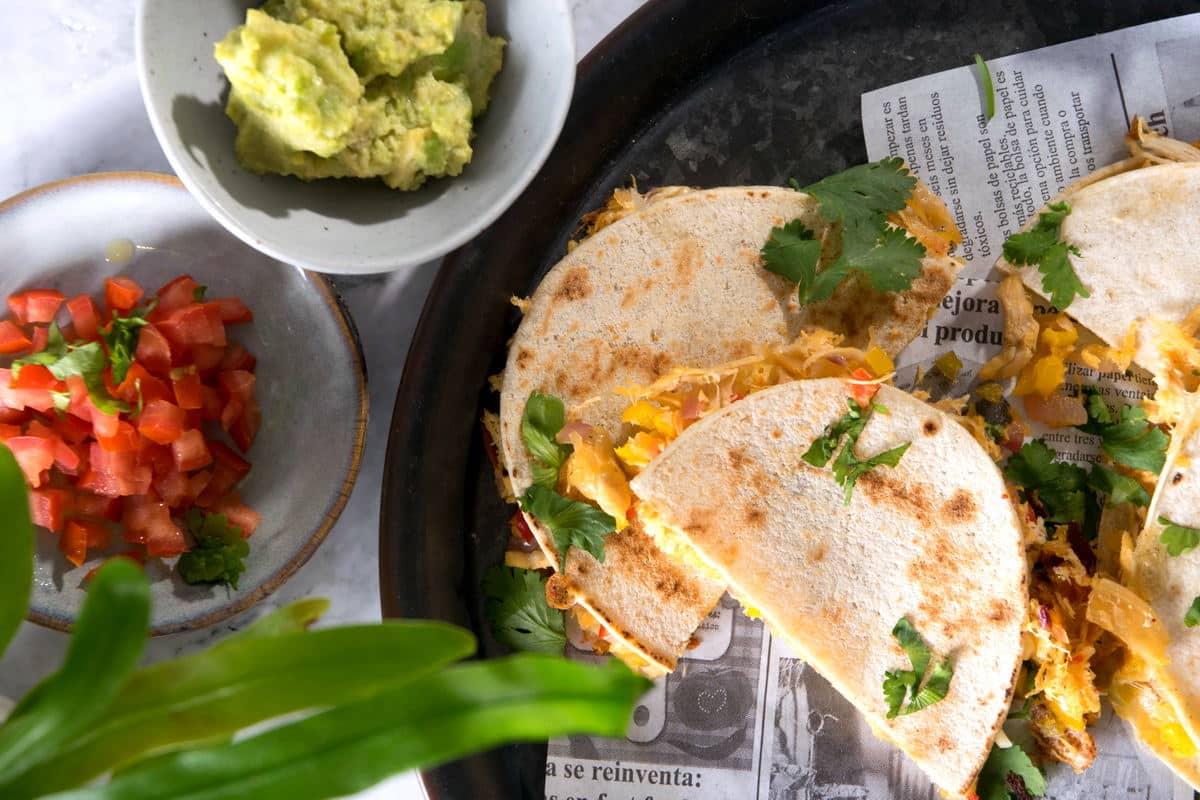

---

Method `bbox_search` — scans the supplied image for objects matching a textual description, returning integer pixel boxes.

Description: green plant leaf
[223,599,331,643]
[47,656,650,800]
[0,445,33,661]
[0,559,149,786]
[2,621,476,797]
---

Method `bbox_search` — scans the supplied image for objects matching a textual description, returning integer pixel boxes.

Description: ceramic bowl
[0,173,367,634]
[135,0,575,275]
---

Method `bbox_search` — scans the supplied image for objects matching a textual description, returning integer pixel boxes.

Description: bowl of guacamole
[136,0,575,274]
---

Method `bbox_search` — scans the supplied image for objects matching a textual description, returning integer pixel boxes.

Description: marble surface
[0,0,648,797]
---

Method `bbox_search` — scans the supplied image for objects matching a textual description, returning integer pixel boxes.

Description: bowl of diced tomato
[0,172,367,634]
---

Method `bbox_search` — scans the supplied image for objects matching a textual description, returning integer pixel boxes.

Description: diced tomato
[105,276,144,312]
[7,436,56,486]
[218,371,259,451]
[0,407,30,425]
[210,439,251,480]
[172,429,212,471]
[97,421,139,453]
[70,518,111,551]
[849,368,880,404]
[0,370,57,413]
[59,520,90,567]
[27,421,82,474]
[231,406,261,453]
[192,344,225,373]
[30,326,49,353]
[64,375,120,438]
[208,492,261,536]
[53,413,92,445]
[218,343,256,372]
[171,368,203,410]
[138,400,186,445]
[30,487,72,532]
[122,493,186,557]
[10,364,62,392]
[74,491,122,522]
[200,386,223,421]
[0,321,32,355]
[8,289,65,325]
[157,303,226,349]
[136,440,174,477]
[67,294,101,341]
[0,424,21,441]
[153,467,191,508]
[154,275,202,316]
[212,297,254,324]
[134,324,172,376]
[114,363,171,407]
[80,443,152,497]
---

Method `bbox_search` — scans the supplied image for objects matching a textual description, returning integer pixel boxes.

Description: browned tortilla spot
[727,447,749,470]
[922,418,940,436]
[554,266,592,302]
[808,541,828,563]
[940,489,977,524]
[859,470,933,527]
[988,598,1013,624]
[515,348,533,369]
[671,239,703,286]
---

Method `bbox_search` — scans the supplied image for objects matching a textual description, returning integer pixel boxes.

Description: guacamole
[214,0,505,191]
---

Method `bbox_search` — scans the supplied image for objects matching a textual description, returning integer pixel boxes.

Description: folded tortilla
[628,379,1028,798]
[1120,404,1200,790]
[500,186,962,674]
[1013,162,1200,368]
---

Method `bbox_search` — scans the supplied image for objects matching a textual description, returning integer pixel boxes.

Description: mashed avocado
[215,0,505,190]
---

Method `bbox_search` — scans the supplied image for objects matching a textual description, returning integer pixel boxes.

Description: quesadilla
[978,118,1200,787]
[496,171,965,676]
[627,378,1028,798]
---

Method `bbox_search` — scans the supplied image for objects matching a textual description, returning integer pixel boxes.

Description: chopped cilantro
[1002,202,1088,310]
[193,285,208,303]
[976,743,1046,800]
[1079,391,1168,474]
[483,565,566,654]
[12,322,128,415]
[177,510,249,589]
[803,397,910,504]
[973,54,995,121]
[1186,597,1200,628]
[1086,465,1149,508]
[517,485,615,571]
[521,391,572,489]
[49,390,71,414]
[1159,516,1200,557]
[764,159,925,305]
[102,306,153,384]
[1003,440,1089,523]
[882,618,954,718]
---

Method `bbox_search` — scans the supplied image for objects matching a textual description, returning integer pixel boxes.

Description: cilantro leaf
[521,392,572,489]
[831,440,910,505]
[1099,406,1168,474]
[772,159,927,306]
[1186,597,1200,628]
[1004,440,1089,523]
[976,743,1046,800]
[177,510,249,589]
[882,618,953,718]
[12,323,68,373]
[483,565,566,654]
[1002,201,1088,309]
[804,398,910,504]
[803,158,917,229]
[802,398,866,467]
[103,308,152,384]
[49,391,71,414]
[1087,465,1149,508]
[761,219,821,290]
[518,485,615,571]
[1159,516,1200,557]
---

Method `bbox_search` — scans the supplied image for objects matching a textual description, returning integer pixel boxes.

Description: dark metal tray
[380,1,1197,796]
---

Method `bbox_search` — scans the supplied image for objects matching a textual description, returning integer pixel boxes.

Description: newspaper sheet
[545,15,1200,800]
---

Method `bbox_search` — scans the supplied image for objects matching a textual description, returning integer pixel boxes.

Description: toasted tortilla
[1013,163,1200,367]
[500,186,962,673]
[1123,404,1200,790]
[628,379,1027,797]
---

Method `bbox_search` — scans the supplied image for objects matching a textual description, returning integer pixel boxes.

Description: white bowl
[136,0,574,275]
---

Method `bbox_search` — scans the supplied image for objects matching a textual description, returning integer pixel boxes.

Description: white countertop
[0,1,649,797]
